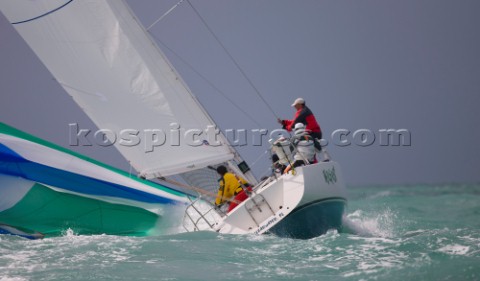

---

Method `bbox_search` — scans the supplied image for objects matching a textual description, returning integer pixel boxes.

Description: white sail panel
[0,0,234,178]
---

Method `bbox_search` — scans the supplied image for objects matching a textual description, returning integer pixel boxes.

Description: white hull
[269,162,347,239]
[184,161,347,239]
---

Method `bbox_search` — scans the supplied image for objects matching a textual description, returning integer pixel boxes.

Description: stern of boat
[269,161,347,239]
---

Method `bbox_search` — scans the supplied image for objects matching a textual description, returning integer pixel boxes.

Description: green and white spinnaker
[0,123,190,237]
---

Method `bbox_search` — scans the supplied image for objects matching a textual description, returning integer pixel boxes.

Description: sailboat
[0,0,347,239]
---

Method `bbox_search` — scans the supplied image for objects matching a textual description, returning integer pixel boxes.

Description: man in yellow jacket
[215,165,250,212]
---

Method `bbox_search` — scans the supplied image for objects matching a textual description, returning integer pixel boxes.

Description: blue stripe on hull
[269,198,346,239]
[0,143,176,204]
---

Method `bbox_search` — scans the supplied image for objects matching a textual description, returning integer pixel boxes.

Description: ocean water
[1,184,479,281]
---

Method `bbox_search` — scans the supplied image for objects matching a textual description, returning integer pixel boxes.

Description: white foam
[342,208,397,238]
[0,277,29,281]
[437,244,470,255]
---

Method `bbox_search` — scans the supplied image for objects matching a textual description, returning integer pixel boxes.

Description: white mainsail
[0,0,239,179]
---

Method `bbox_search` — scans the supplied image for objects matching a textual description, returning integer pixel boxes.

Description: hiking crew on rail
[214,165,252,212]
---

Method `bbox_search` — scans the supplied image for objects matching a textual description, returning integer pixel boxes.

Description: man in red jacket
[278,98,322,140]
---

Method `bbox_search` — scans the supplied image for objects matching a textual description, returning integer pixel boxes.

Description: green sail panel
[0,183,159,237]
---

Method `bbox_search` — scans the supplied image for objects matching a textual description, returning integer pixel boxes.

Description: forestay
[0,0,235,178]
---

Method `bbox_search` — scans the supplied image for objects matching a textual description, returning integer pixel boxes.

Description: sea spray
[342,208,397,238]
[149,204,189,236]
[1,184,479,281]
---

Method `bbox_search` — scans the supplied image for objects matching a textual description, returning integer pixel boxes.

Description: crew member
[214,165,251,212]
[278,98,322,140]
[283,123,316,174]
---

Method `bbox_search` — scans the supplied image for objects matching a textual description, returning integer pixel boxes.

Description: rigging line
[249,150,269,168]
[148,40,261,184]
[146,0,186,31]
[160,177,242,204]
[150,33,263,128]
[186,0,279,120]
[11,0,75,25]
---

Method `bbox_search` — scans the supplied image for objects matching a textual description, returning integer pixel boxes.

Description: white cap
[294,123,307,135]
[294,123,305,130]
[291,97,305,107]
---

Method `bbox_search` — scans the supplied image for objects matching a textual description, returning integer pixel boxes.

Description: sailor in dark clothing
[278,98,322,140]
[278,98,322,150]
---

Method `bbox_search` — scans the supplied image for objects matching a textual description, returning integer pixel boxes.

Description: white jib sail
[0,0,236,178]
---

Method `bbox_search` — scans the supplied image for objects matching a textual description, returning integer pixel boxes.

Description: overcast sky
[1,0,479,186]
